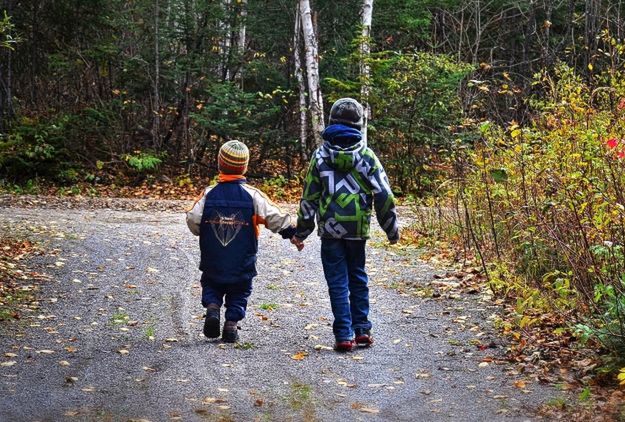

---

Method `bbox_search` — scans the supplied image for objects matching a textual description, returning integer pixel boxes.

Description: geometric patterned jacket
[295,124,399,242]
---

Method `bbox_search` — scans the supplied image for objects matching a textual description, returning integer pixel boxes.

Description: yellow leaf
[291,351,308,361]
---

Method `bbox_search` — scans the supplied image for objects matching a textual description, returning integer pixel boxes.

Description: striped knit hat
[218,140,249,175]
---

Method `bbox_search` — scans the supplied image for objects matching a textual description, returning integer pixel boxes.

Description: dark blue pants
[320,238,372,341]
[201,274,253,322]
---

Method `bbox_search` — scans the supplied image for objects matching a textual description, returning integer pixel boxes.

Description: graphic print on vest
[206,210,250,247]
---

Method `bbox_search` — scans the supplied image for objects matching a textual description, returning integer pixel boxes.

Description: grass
[234,342,255,350]
[259,303,279,311]
[289,382,313,411]
[110,311,129,325]
[144,325,155,340]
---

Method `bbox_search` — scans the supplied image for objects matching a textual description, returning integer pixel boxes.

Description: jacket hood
[320,124,367,172]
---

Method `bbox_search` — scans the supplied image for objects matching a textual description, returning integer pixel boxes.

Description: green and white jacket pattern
[295,134,399,242]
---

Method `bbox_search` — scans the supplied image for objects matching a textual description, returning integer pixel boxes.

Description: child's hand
[291,236,305,251]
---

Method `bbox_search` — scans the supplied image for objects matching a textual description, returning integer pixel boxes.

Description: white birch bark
[234,0,247,84]
[299,0,324,146]
[294,6,308,157]
[360,0,373,142]
[219,0,232,81]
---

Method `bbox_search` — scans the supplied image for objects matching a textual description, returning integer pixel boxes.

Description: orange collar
[218,173,247,183]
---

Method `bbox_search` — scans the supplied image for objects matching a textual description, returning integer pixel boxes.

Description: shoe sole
[334,341,354,352]
[221,331,239,343]
[203,316,220,338]
[355,336,373,347]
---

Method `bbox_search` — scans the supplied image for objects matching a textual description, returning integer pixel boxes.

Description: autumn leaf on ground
[514,380,526,389]
[1,361,17,367]
[351,402,380,414]
[291,351,308,361]
[618,368,625,386]
[415,372,432,379]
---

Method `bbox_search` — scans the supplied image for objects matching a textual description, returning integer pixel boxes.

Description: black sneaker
[355,329,373,347]
[222,320,239,343]
[203,304,221,338]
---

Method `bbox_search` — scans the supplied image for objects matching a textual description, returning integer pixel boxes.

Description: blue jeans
[201,274,253,322]
[320,238,372,341]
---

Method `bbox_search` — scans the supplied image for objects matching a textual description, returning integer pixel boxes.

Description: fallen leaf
[147,267,159,273]
[164,338,178,343]
[81,386,96,392]
[254,399,264,407]
[351,403,380,414]
[117,349,129,355]
[291,351,308,361]
[59,360,70,367]
[393,339,401,344]
[415,372,432,379]
[313,344,333,351]
[1,361,16,367]
[478,362,489,368]
[65,346,77,353]
[202,397,226,404]
[64,410,80,417]
[514,380,526,389]
[37,349,55,354]
[4,353,17,358]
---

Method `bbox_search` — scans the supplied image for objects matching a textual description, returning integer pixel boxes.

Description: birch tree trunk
[234,0,247,85]
[294,6,308,157]
[360,0,373,142]
[219,0,232,81]
[299,0,324,146]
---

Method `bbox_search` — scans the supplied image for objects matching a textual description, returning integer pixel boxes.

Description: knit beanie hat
[218,140,249,175]
[328,98,364,130]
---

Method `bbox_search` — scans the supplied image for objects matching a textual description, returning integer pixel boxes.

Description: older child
[293,98,399,351]
[187,140,300,342]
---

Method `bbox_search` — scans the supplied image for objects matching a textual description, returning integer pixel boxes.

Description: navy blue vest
[199,180,258,283]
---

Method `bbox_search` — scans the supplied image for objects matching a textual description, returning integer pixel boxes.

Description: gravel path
[0,199,556,421]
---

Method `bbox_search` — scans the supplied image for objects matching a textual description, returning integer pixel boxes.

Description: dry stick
[481,164,501,260]
[604,156,625,339]
[460,186,489,280]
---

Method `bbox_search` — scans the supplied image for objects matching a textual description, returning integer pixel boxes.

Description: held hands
[290,236,305,251]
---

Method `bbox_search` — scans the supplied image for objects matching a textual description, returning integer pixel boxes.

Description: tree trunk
[299,0,324,146]
[360,0,373,142]
[219,0,232,81]
[294,6,308,158]
[234,0,247,85]
[153,0,161,150]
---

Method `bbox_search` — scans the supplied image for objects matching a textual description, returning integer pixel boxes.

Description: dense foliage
[2,0,618,188]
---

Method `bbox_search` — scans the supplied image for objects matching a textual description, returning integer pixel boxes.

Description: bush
[450,62,625,360]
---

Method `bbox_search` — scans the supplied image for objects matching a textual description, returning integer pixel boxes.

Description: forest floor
[0,195,565,421]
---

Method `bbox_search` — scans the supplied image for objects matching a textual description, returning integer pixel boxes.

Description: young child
[186,140,300,342]
[293,98,399,352]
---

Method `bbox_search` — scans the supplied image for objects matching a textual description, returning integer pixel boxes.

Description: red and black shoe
[334,339,355,352]
[355,329,373,347]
